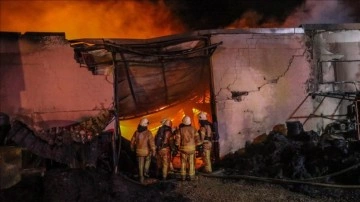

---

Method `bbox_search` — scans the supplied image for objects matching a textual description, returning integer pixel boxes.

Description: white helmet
[199,112,207,120]
[182,116,191,125]
[139,117,149,127]
[160,118,167,125]
[164,120,172,127]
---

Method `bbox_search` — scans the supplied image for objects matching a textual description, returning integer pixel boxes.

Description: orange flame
[0,0,185,39]
[226,10,293,29]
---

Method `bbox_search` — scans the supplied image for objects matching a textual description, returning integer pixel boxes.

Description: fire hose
[302,162,360,181]
[119,162,360,188]
[200,163,360,189]
[201,173,360,189]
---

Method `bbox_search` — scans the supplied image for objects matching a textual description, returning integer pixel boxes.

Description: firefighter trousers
[180,152,195,180]
[137,155,151,183]
[156,148,170,179]
[203,148,212,173]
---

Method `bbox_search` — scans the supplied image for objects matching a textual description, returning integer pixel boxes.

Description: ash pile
[220,121,360,185]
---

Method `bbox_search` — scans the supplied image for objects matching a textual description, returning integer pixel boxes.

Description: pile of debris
[220,121,360,185]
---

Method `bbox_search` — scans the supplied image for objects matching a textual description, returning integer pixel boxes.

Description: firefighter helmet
[182,116,191,125]
[139,117,149,127]
[164,119,172,127]
[199,112,207,121]
[160,118,167,125]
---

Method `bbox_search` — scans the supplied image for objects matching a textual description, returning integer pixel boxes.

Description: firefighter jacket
[199,123,213,150]
[175,125,202,154]
[155,126,174,151]
[131,129,156,157]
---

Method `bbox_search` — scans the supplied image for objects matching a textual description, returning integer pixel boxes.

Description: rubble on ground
[2,117,360,201]
[220,122,360,185]
[3,168,353,202]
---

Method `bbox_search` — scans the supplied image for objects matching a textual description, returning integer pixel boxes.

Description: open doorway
[70,34,221,171]
[120,94,212,141]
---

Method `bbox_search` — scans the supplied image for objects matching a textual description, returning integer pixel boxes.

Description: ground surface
[1,168,359,202]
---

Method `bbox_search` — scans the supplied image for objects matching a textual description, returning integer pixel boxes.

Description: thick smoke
[164,0,306,29]
[284,0,359,26]
[165,0,360,29]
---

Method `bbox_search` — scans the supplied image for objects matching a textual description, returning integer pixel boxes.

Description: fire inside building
[1,24,360,201]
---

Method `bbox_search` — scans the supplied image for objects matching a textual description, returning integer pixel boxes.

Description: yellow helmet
[182,116,191,125]
[139,117,149,127]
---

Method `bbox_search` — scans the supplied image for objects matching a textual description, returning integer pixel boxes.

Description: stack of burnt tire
[221,121,360,185]
[7,120,103,168]
[7,120,72,165]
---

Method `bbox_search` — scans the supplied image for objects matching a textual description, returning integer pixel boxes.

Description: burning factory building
[1,23,360,201]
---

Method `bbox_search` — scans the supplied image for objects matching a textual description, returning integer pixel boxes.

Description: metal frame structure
[288,81,360,140]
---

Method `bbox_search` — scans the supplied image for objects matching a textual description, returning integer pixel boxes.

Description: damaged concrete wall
[210,26,360,157]
[1,27,359,158]
[0,32,113,129]
[210,29,313,156]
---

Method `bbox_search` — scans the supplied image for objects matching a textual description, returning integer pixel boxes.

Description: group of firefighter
[130,112,216,183]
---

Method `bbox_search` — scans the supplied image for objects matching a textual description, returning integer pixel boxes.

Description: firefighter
[175,115,202,181]
[169,126,177,172]
[198,112,213,173]
[130,117,156,183]
[155,119,175,180]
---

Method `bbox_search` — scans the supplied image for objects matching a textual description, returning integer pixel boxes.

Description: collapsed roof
[69,35,221,119]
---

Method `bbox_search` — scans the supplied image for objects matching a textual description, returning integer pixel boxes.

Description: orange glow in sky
[0,0,211,139]
[0,0,185,39]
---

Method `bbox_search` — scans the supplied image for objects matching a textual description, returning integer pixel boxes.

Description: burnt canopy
[69,35,220,119]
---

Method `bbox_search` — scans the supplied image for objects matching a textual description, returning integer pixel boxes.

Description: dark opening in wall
[231,91,248,102]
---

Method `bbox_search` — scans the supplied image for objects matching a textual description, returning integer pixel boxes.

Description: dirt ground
[1,168,359,202]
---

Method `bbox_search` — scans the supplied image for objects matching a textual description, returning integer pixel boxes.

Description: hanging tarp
[69,35,221,119]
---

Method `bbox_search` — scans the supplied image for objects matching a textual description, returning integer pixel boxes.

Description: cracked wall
[211,31,313,156]
[1,28,359,158]
[211,28,360,157]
